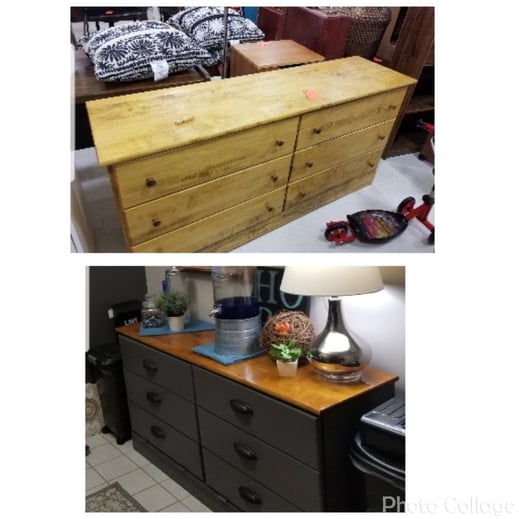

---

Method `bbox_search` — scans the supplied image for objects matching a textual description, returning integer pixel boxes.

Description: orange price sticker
[303,89,320,100]
[256,41,272,47]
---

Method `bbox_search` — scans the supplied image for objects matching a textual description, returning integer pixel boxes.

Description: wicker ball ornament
[260,311,315,361]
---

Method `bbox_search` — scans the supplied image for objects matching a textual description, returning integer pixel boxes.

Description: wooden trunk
[282,7,352,59]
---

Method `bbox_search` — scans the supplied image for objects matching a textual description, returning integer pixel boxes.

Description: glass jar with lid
[165,267,190,323]
[141,294,165,328]
[210,267,259,319]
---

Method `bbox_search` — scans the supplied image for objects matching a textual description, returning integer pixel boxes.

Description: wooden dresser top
[87,56,415,166]
[116,323,398,416]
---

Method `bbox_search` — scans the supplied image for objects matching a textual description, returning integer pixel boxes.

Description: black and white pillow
[79,21,212,82]
[169,7,264,53]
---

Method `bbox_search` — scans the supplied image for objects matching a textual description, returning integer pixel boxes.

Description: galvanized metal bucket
[214,315,262,356]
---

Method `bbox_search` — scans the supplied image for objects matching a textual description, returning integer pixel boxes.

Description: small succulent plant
[155,290,188,317]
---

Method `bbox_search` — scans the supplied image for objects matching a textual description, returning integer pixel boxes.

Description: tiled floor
[86,432,211,512]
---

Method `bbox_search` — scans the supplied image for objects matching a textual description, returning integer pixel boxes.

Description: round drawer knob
[368,161,375,168]
[152,217,162,228]
[299,192,306,199]
[313,128,322,135]
[306,161,314,168]
[377,135,386,141]
[271,175,278,182]
[275,139,285,147]
[266,205,274,213]
[145,177,156,187]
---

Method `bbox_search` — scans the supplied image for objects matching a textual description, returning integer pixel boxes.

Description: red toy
[325,180,435,246]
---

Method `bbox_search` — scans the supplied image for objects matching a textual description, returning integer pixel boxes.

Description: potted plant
[155,290,189,331]
[269,338,302,377]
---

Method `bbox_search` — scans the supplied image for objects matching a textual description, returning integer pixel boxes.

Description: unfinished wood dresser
[86,56,415,252]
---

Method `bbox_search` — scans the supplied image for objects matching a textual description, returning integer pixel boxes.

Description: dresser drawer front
[199,408,322,511]
[111,117,299,209]
[128,402,203,479]
[131,188,285,252]
[124,370,198,440]
[203,448,300,512]
[291,120,393,181]
[296,88,406,150]
[119,336,194,401]
[285,149,381,213]
[123,156,291,246]
[193,367,320,468]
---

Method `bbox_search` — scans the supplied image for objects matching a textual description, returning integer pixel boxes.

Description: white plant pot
[276,359,298,377]
[167,315,185,332]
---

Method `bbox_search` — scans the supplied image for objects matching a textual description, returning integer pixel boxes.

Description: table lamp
[280,266,384,382]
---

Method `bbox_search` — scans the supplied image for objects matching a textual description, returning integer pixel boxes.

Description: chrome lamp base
[307,297,371,383]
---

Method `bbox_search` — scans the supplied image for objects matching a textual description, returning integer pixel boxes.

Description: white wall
[145,266,405,393]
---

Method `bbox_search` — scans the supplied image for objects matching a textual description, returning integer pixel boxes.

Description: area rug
[86,383,104,438]
[86,482,147,512]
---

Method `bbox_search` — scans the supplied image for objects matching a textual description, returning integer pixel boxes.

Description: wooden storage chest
[87,56,415,252]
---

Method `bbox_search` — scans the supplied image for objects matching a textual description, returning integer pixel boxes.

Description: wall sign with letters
[254,267,310,325]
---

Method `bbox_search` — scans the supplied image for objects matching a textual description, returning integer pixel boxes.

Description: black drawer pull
[229,399,253,415]
[234,442,257,461]
[142,359,158,373]
[150,425,166,438]
[146,391,162,403]
[238,486,262,505]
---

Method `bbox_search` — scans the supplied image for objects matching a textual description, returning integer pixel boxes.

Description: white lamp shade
[280,266,383,296]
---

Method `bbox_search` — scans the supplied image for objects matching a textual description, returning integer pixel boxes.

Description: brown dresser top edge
[116,324,398,416]
[87,56,416,166]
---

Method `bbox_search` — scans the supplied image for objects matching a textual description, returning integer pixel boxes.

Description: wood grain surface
[87,56,416,165]
[116,323,398,415]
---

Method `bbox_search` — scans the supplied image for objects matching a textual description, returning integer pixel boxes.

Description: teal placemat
[192,343,265,365]
[139,319,214,336]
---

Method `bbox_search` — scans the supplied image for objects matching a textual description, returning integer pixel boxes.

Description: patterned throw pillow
[169,6,264,64]
[79,21,212,82]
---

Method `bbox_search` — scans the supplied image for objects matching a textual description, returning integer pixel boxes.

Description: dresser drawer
[128,402,203,479]
[131,188,286,252]
[291,120,394,181]
[198,408,322,511]
[296,88,406,150]
[193,367,320,469]
[119,336,194,402]
[123,156,291,246]
[203,448,300,512]
[111,117,299,209]
[124,370,198,440]
[285,149,382,213]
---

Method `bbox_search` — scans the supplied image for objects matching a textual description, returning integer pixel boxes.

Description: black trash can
[87,342,132,445]
[350,397,405,512]
[86,299,141,444]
